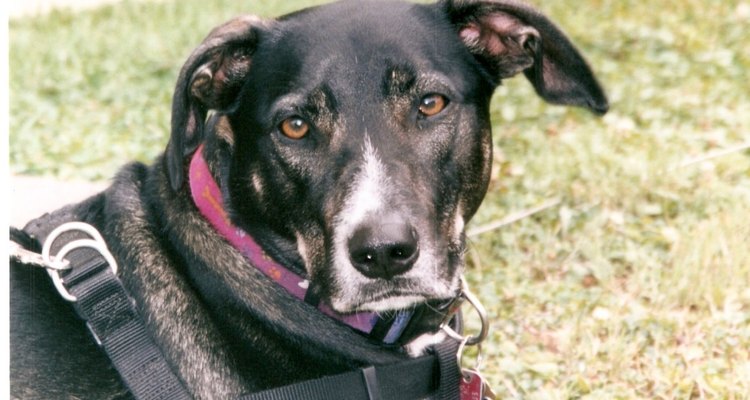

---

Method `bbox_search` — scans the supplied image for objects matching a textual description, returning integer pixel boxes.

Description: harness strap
[240,339,461,400]
[434,337,461,400]
[23,208,192,400]
[17,205,462,400]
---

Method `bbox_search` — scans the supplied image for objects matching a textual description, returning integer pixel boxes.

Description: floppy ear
[443,0,609,114]
[167,15,267,191]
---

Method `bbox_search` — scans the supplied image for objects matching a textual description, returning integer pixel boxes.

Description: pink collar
[188,145,412,344]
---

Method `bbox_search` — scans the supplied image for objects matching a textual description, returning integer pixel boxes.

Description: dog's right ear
[167,16,267,191]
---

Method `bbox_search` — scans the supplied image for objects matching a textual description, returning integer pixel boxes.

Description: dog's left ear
[167,16,268,191]
[443,0,609,114]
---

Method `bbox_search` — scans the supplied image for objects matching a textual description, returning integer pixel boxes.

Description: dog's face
[167,0,607,314]
[228,2,495,313]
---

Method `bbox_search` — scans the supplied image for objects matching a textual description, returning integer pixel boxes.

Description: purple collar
[189,145,413,344]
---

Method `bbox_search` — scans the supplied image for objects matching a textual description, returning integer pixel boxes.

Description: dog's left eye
[418,94,448,117]
[279,117,310,139]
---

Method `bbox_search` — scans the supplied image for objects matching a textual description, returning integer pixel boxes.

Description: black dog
[10,0,607,398]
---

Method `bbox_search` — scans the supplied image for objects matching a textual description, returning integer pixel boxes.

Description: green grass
[10,0,750,398]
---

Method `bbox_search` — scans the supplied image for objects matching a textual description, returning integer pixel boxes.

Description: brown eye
[280,117,309,139]
[418,94,448,117]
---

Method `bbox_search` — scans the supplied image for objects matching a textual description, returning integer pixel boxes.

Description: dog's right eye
[279,117,310,139]
[418,94,448,118]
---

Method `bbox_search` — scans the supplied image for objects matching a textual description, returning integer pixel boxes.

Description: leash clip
[42,222,118,302]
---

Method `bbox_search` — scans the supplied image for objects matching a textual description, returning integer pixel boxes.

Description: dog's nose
[347,220,419,280]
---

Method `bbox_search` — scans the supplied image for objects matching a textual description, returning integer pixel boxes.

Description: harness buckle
[41,222,119,302]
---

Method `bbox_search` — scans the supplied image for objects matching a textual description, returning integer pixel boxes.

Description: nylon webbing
[240,339,461,400]
[65,250,191,400]
[20,207,463,400]
[434,337,461,399]
[23,210,191,400]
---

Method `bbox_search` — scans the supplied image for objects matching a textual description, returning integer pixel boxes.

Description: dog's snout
[347,220,419,280]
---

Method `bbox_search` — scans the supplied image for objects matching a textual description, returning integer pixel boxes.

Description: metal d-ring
[441,278,489,347]
[42,222,118,302]
[440,278,490,375]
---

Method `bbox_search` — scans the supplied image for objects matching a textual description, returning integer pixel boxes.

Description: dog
[10,0,608,398]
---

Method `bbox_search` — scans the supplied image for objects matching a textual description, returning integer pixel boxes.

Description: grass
[10,0,750,398]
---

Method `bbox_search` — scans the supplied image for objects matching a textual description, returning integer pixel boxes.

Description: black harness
[10,207,486,400]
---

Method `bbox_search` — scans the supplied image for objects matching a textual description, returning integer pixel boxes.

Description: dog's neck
[199,137,308,276]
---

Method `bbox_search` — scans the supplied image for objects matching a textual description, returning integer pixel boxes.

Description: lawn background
[9,0,750,398]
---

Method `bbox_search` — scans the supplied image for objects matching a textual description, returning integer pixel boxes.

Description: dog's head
[167,0,607,314]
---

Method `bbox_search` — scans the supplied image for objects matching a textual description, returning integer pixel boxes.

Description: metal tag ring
[441,279,489,347]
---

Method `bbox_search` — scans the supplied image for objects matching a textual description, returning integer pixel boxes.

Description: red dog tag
[460,369,497,400]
